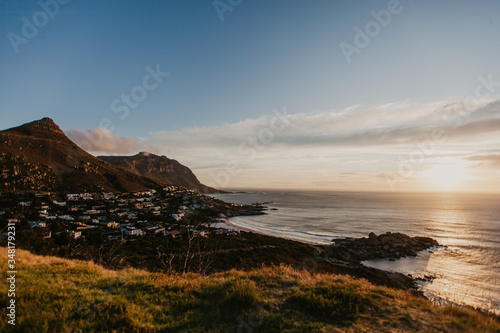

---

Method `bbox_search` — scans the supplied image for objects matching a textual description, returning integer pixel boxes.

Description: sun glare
[423,164,466,189]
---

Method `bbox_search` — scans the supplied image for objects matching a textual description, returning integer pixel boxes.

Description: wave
[228,217,343,244]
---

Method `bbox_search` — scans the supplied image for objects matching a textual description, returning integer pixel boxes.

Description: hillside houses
[1,186,250,247]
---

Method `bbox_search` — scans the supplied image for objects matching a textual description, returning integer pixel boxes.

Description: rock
[330,232,439,262]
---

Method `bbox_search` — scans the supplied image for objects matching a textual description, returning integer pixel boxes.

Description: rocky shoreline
[328,232,439,262]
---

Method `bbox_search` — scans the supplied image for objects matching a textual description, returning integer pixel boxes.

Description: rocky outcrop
[99,152,221,194]
[330,232,439,262]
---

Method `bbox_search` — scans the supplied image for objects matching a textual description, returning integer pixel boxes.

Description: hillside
[99,152,221,193]
[1,248,499,332]
[0,118,166,193]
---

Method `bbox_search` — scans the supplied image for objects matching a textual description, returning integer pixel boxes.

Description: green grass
[1,247,499,332]
[285,282,366,323]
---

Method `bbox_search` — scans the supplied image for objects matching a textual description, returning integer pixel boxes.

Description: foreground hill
[0,118,165,193]
[99,152,220,193]
[1,248,498,332]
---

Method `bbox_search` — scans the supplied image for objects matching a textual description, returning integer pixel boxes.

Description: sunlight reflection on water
[214,191,500,315]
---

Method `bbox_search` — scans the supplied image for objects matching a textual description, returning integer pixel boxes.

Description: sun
[423,164,466,189]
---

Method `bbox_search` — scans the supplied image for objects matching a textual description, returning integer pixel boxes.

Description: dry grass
[0,247,499,332]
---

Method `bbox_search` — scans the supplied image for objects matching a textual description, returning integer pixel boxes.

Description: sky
[1,0,500,193]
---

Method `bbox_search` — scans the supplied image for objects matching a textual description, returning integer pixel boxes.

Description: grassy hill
[1,247,499,332]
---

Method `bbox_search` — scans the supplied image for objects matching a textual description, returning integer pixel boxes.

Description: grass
[1,247,499,332]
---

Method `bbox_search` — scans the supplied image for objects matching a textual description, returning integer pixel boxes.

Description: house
[171,213,185,221]
[144,225,166,234]
[154,227,165,234]
[80,193,93,200]
[103,193,115,200]
[28,221,46,228]
[70,230,82,239]
[101,221,120,228]
[122,227,144,236]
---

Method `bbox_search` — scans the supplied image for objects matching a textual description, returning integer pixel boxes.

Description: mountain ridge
[0,118,165,193]
[98,152,221,194]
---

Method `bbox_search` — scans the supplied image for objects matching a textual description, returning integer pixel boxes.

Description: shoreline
[218,216,500,317]
[219,217,335,246]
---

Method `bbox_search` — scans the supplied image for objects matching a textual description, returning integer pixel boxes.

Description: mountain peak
[0,118,165,193]
[18,117,66,136]
[99,153,221,193]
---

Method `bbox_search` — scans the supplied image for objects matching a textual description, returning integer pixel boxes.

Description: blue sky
[1,0,500,192]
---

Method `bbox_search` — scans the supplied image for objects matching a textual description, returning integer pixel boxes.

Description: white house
[70,231,82,239]
[122,227,144,236]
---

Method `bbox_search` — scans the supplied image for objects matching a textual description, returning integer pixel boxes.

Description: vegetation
[1,247,499,332]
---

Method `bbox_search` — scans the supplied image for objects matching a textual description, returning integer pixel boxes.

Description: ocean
[212,190,500,315]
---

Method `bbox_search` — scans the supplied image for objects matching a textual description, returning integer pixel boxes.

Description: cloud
[144,99,500,152]
[466,154,500,168]
[66,127,159,154]
[64,99,500,190]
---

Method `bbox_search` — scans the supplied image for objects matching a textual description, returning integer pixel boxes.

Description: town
[0,186,268,273]
[0,186,248,240]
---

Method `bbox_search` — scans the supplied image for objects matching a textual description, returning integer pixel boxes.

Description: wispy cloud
[144,99,499,151]
[65,99,500,191]
[466,154,500,168]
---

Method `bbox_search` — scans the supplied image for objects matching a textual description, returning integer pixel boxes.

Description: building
[28,221,46,228]
[70,230,82,239]
[122,227,145,236]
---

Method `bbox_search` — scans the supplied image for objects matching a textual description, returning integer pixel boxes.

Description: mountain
[98,152,220,194]
[0,118,165,193]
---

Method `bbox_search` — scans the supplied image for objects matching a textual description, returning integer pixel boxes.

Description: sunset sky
[1,0,500,192]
